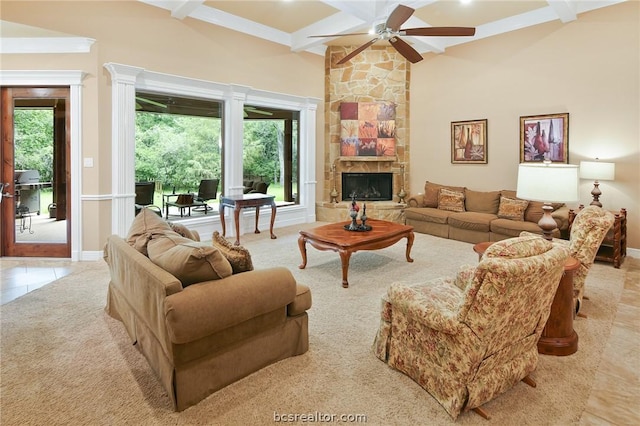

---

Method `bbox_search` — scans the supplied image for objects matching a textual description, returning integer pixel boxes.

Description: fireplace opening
[342,172,393,201]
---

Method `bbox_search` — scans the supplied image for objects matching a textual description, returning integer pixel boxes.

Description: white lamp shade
[579,161,615,181]
[516,163,579,203]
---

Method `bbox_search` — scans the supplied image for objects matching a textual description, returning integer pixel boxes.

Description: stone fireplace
[316,46,411,223]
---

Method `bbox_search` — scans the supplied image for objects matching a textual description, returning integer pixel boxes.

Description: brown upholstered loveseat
[405,181,570,243]
[104,209,311,411]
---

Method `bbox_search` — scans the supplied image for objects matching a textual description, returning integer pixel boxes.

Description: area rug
[0,223,627,425]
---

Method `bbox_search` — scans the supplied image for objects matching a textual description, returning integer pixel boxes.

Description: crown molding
[0,37,95,54]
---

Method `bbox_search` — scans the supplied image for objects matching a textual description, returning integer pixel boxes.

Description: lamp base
[590,181,602,207]
[538,203,558,241]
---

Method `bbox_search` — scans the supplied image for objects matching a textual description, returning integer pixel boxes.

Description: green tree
[14,109,54,182]
[243,120,282,183]
[135,112,221,191]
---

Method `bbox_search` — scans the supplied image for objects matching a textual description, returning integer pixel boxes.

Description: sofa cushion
[288,283,313,316]
[438,188,466,212]
[211,231,254,274]
[404,207,452,224]
[423,181,465,208]
[147,232,233,286]
[448,212,496,233]
[497,197,529,221]
[126,208,173,255]
[490,218,558,239]
[465,189,501,214]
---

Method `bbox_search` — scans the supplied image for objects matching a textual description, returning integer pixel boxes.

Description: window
[135,92,222,206]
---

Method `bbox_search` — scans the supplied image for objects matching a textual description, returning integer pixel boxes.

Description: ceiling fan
[310,4,475,64]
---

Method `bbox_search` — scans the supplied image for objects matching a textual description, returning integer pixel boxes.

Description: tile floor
[1,256,638,424]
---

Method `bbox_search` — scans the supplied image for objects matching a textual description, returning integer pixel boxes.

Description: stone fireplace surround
[316,46,410,224]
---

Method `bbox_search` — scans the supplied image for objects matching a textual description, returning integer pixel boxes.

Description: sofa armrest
[104,235,183,355]
[164,267,298,344]
[387,280,465,334]
[406,193,424,208]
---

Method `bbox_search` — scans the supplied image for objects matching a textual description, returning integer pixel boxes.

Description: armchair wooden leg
[472,406,491,420]
[522,375,537,388]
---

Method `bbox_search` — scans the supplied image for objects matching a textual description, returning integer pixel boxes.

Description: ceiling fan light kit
[312,4,476,65]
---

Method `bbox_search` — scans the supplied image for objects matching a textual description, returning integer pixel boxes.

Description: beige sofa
[103,209,311,411]
[405,181,569,244]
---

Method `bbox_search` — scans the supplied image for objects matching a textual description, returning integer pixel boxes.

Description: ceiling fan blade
[388,36,423,64]
[337,37,379,64]
[403,27,476,37]
[385,5,414,31]
[308,32,370,38]
[245,107,273,116]
[135,96,168,109]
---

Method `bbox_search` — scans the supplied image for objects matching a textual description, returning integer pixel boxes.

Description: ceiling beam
[170,0,204,20]
[547,0,577,23]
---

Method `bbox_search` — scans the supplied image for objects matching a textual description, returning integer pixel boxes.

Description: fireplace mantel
[339,156,397,163]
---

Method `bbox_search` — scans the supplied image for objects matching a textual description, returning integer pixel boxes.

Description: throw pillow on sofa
[126,207,173,255]
[497,197,529,221]
[147,232,233,286]
[423,181,465,208]
[168,222,199,241]
[211,231,254,274]
[438,188,466,212]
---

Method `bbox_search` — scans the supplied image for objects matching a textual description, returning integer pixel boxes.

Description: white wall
[409,1,639,249]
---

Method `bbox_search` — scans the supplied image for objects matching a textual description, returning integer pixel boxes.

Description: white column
[104,63,143,237]
[300,99,318,222]
[225,85,250,196]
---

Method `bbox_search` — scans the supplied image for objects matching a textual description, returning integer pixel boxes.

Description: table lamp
[517,162,579,240]
[579,159,615,207]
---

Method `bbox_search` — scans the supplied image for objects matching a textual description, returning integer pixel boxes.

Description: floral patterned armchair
[553,205,615,315]
[373,235,569,420]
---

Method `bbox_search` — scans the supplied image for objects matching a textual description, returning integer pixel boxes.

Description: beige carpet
[0,223,627,425]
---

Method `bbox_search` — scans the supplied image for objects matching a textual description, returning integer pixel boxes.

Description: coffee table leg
[298,236,307,269]
[406,231,415,263]
[339,250,352,288]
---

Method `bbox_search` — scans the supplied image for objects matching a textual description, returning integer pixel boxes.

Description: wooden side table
[595,208,627,268]
[472,241,580,356]
[537,256,580,356]
[219,193,277,245]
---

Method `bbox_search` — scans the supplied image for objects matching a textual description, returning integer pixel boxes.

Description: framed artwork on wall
[520,113,569,163]
[340,101,396,157]
[451,119,488,164]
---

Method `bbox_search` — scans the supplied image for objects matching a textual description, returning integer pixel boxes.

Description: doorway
[1,87,71,257]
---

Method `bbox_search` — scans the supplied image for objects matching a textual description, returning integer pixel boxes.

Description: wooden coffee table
[298,219,414,288]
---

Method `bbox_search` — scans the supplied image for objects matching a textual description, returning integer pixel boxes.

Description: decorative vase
[397,188,407,203]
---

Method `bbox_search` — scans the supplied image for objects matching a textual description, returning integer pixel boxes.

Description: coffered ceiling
[138,0,626,56]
